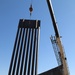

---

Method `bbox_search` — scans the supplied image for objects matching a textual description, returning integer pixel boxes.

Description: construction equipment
[29,0,33,18]
[46,0,69,75]
[29,4,33,17]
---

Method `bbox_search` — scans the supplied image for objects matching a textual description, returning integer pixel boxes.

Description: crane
[46,0,69,75]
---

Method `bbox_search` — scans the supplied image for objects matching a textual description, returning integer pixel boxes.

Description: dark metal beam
[27,29,34,75]
[19,19,40,29]
[12,28,22,75]
[31,29,36,75]
[20,28,28,75]
[16,28,25,75]
[35,28,39,75]
[8,27,19,75]
[23,28,31,75]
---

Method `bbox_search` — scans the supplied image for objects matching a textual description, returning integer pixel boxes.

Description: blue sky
[0,0,75,75]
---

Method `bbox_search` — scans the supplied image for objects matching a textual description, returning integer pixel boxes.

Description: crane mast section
[46,0,69,75]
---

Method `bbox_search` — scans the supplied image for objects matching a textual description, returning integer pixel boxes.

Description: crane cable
[29,0,33,18]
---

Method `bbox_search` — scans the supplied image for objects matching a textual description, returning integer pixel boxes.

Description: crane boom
[46,0,59,38]
[46,0,69,75]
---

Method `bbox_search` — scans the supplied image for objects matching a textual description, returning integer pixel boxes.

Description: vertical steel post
[8,27,19,75]
[20,28,28,75]
[16,28,25,75]
[12,28,22,75]
[31,29,36,75]
[27,29,34,75]
[23,28,31,75]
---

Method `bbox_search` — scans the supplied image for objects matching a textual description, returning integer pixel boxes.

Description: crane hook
[29,4,33,17]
